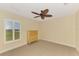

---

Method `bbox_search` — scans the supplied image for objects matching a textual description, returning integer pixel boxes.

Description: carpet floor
[0,40,79,56]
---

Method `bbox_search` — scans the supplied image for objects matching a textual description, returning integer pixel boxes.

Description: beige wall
[76,10,79,51]
[39,15,76,48]
[0,10,39,53]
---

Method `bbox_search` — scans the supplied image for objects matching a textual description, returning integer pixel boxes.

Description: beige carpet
[0,40,79,56]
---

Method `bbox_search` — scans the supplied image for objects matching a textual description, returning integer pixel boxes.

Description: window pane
[15,30,20,40]
[14,22,20,40]
[5,21,13,41]
[5,21,13,29]
[14,22,20,29]
[6,29,13,41]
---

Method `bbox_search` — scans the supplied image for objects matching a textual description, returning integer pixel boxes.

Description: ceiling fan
[32,9,53,20]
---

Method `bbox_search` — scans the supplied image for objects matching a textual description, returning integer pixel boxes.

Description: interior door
[27,30,38,44]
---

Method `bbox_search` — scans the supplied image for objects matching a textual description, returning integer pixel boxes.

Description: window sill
[5,39,21,44]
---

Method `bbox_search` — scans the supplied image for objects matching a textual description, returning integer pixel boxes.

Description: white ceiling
[0,3,79,20]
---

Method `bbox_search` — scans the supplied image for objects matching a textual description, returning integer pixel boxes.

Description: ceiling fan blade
[45,14,53,17]
[34,16,40,18]
[42,9,49,15]
[32,11,40,15]
[41,16,45,19]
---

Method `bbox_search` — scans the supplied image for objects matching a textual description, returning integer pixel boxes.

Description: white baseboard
[40,39,76,48]
[0,43,27,54]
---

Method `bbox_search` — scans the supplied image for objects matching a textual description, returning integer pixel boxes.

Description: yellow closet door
[27,30,38,44]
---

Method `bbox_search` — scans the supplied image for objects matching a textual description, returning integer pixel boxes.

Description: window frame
[4,19,21,44]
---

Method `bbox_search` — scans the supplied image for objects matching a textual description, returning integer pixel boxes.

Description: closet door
[27,30,38,44]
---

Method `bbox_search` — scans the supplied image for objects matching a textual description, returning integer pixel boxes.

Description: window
[5,20,20,42]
